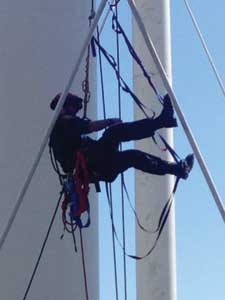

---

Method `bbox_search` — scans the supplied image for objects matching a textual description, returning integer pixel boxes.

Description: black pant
[86,118,176,183]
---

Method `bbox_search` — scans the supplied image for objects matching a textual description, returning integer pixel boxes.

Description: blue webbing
[92,36,152,118]
[110,8,164,105]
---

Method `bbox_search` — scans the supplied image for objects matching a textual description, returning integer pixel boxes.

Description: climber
[49,92,194,183]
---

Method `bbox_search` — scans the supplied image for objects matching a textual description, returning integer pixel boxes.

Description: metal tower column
[132,1,177,299]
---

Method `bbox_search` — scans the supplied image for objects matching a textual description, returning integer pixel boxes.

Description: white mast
[132,1,176,300]
[0,0,98,299]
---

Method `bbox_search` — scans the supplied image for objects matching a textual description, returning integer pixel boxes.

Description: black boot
[157,94,178,128]
[174,154,194,179]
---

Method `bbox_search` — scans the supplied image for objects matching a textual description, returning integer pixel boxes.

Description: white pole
[128,0,225,223]
[0,0,108,252]
[131,0,176,299]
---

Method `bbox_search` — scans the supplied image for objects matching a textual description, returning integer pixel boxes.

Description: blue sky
[97,1,225,300]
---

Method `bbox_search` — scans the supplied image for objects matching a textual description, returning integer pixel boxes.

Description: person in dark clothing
[49,93,194,183]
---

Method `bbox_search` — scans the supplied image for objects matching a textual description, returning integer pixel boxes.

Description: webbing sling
[110,9,163,104]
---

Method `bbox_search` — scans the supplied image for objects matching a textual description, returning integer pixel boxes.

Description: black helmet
[50,93,83,110]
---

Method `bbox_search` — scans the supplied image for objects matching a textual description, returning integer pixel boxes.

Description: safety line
[0,0,108,253]
[71,216,78,253]
[127,0,225,223]
[79,228,89,300]
[105,183,119,300]
[120,174,128,300]
[97,26,107,118]
[98,22,119,295]
[109,184,119,300]
[99,1,120,35]
[114,4,128,299]
[22,191,63,300]
[98,22,119,298]
[99,4,110,34]
[183,0,225,98]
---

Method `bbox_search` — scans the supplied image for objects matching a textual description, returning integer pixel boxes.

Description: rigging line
[97,26,107,118]
[115,5,122,118]
[99,0,121,35]
[97,27,119,299]
[122,176,180,235]
[120,175,128,299]
[97,23,119,295]
[98,2,111,35]
[90,0,95,13]
[82,0,97,118]
[0,0,109,253]
[108,177,180,260]
[70,216,78,253]
[105,183,119,300]
[127,0,225,223]
[98,25,119,299]
[22,191,63,300]
[183,0,225,98]
[122,180,156,234]
[114,4,128,299]
[110,8,163,104]
[92,37,150,118]
[109,183,119,300]
[79,228,89,300]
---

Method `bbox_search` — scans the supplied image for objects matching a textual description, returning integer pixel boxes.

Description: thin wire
[114,4,128,299]
[97,19,119,299]
[70,216,78,253]
[99,0,118,35]
[183,0,225,98]
[120,174,128,299]
[22,191,63,300]
[108,183,119,300]
[99,5,111,34]
[97,26,107,118]
[79,228,89,300]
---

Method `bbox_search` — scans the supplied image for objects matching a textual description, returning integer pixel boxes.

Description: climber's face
[66,100,82,115]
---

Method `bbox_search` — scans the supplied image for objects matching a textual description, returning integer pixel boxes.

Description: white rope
[127,0,225,223]
[184,0,225,98]
[0,0,108,252]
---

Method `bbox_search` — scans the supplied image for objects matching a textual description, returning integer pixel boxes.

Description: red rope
[82,45,91,119]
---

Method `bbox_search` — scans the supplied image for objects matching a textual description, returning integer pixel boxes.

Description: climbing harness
[61,152,91,232]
